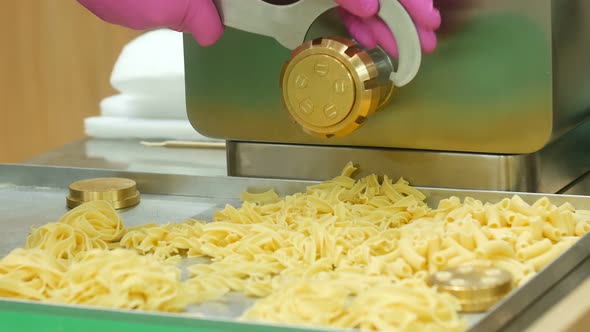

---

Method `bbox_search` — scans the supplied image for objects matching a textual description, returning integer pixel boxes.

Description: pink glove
[77,0,224,46]
[77,0,440,57]
[335,0,441,58]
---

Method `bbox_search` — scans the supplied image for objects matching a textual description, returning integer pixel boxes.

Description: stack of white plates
[85,29,219,142]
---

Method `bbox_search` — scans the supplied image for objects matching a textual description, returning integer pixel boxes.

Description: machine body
[184,0,590,192]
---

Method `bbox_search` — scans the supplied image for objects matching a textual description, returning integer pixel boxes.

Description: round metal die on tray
[429,265,514,312]
[66,177,141,209]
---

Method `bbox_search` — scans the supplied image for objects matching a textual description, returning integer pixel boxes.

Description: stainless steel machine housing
[184,0,590,193]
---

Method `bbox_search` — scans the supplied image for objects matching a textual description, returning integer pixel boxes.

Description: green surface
[2,311,211,332]
[0,300,318,332]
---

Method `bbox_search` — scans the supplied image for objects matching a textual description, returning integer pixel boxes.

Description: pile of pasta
[1,162,589,332]
[0,201,193,312]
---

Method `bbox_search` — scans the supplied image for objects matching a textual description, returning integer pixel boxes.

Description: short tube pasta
[529,242,571,271]
[516,239,552,261]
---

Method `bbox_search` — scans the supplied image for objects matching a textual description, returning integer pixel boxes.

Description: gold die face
[280,37,394,138]
[285,54,355,128]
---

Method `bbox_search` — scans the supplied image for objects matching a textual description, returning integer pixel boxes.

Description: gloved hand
[77,0,440,57]
[335,0,440,58]
[77,0,224,46]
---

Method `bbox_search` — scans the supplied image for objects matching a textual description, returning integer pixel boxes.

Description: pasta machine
[184,0,590,193]
[3,2,590,331]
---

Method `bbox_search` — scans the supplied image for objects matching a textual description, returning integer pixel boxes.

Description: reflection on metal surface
[140,140,226,149]
[562,172,590,196]
[1,164,590,332]
[280,37,394,137]
[226,118,590,193]
[185,0,590,154]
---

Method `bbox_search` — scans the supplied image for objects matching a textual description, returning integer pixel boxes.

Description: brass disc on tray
[66,177,140,209]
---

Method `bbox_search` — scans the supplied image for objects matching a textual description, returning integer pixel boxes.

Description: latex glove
[335,0,441,58]
[77,0,440,57]
[77,0,224,46]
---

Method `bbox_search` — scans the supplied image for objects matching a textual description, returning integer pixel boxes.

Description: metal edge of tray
[0,163,318,199]
[1,163,590,332]
[501,254,590,332]
[470,231,590,331]
[4,163,590,207]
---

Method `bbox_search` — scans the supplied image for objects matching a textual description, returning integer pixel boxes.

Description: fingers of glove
[334,0,441,30]
[365,15,438,57]
[364,16,399,58]
[416,26,437,53]
[77,0,223,46]
[332,0,379,18]
[399,0,441,30]
[178,0,224,46]
[335,0,440,57]
[77,0,185,30]
[337,8,378,49]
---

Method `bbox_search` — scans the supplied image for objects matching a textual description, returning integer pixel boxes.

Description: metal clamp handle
[379,0,422,86]
[213,0,422,86]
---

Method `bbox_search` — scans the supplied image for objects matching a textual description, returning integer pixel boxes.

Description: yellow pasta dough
[25,200,125,260]
[0,248,65,300]
[50,249,194,312]
[58,200,125,242]
[25,223,106,260]
[119,220,205,262]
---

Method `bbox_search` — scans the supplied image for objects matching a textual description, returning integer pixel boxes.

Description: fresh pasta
[25,223,106,260]
[25,200,125,260]
[0,247,195,312]
[57,200,125,242]
[0,248,65,300]
[119,220,205,262]
[242,277,466,332]
[1,162,590,332]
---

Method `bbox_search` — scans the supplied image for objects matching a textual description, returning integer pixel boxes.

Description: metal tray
[1,164,589,332]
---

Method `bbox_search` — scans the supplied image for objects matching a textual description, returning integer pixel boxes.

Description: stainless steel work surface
[1,164,590,332]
